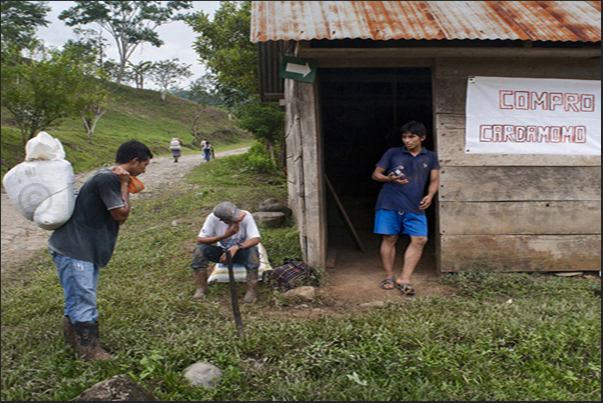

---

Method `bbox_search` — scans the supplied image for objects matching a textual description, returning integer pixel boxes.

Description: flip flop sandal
[396,282,416,295]
[380,278,396,290]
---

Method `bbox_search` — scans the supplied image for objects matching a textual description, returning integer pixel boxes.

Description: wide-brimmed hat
[213,202,243,222]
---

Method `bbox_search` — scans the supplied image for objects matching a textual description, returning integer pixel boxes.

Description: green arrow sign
[279,56,318,83]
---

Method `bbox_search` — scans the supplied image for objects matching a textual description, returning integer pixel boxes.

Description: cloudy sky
[36,1,223,90]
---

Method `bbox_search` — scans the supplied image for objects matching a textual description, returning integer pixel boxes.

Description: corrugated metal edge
[251,1,602,43]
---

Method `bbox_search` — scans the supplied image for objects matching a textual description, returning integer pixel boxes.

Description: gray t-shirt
[48,168,125,267]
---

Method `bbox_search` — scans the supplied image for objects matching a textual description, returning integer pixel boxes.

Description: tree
[127,60,154,89]
[62,40,114,143]
[187,1,287,167]
[1,48,88,147]
[187,75,222,139]
[187,1,257,104]
[65,27,110,68]
[1,1,50,58]
[101,59,121,82]
[150,58,192,102]
[233,99,285,166]
[59,1,193,85]
[187,75,222,106]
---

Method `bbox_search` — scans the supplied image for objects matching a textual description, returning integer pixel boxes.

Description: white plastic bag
[207,243,272,283]
[2,132,75,230]
[25,131,66,161]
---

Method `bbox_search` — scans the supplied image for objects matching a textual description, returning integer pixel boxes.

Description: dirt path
[1,148,249,276]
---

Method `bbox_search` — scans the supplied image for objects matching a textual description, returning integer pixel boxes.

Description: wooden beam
[317,58,433,68]
[300,47,600,60]
[325,175,366,253]
[299,80,327,268]
[263,93,284,100]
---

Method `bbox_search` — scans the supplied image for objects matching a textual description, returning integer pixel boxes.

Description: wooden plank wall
[284,77,327,269]
[434,57,601,272]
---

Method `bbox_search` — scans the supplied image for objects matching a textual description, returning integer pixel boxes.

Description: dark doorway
[319,67,435,259]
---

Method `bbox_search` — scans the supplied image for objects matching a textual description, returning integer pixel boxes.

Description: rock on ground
[258,198,292,217]
[184,362,223,388]
[283,286,316,301]
[252,211,286,228]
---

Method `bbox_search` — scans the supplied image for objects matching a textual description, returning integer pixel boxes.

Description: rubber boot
[243,270,259,304]
[74,322,112,362]
[63,316,76,348]
[192,268,208,301]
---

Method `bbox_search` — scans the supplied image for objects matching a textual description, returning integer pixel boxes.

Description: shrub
[244,142,275,174]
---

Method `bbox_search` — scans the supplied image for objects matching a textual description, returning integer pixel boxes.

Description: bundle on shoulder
[3,132,75,230]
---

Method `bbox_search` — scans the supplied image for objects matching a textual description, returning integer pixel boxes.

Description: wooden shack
[251,1,601,273]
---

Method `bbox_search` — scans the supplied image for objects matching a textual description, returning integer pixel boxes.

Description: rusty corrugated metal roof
[251,1,601,43]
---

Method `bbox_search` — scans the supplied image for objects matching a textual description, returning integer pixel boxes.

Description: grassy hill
[1,84,252,180]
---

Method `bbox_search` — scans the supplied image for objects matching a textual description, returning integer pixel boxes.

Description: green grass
[1,152,600,401]
[1,85,251,180]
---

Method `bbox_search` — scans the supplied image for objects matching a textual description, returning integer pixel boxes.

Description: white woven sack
[207,243,272,283]
[25,131,66,161]
[2,132,75,230]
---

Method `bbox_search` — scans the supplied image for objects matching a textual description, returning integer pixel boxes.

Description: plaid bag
[268,258,320,291]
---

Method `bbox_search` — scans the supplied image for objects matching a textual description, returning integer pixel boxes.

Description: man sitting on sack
[190,202,261,303]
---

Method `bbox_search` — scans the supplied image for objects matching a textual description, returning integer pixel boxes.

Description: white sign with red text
[465,76,601,155]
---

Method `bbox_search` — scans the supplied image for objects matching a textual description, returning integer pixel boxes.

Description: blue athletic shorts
[373,209,428,237]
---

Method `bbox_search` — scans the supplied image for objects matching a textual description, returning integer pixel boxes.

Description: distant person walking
[169,137,182,163]
[202,140,213,162]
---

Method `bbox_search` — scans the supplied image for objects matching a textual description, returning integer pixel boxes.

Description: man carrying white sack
[190,202,261,303]
[48,141,152,362]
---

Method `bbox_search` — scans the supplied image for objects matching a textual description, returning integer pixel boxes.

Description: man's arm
[219,236,260,264]
[371,166,408,184]
[109,167,132,224]
[238,237,260,249]
[419,169,440,210]
[196,222,240,245]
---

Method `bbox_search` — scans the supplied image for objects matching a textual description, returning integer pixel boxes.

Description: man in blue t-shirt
[371,121,440,296]
[48,141,152,361]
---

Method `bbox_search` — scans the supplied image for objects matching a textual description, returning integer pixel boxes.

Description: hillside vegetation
[1,84,252,179]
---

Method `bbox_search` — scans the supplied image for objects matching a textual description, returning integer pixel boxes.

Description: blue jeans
[50,249,99,324]
[190,244,260,272]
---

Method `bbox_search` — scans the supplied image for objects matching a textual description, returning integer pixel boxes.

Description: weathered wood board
[440,234,601,272]
[286,78,326,269]
[435,57,601,80]
[300,48,600,61]
[434,76,466,114]
[436,127,602,167]
[316,58,433,68]
[439,201,601,235]
[285,78,303,231]
[439,166,601,201]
